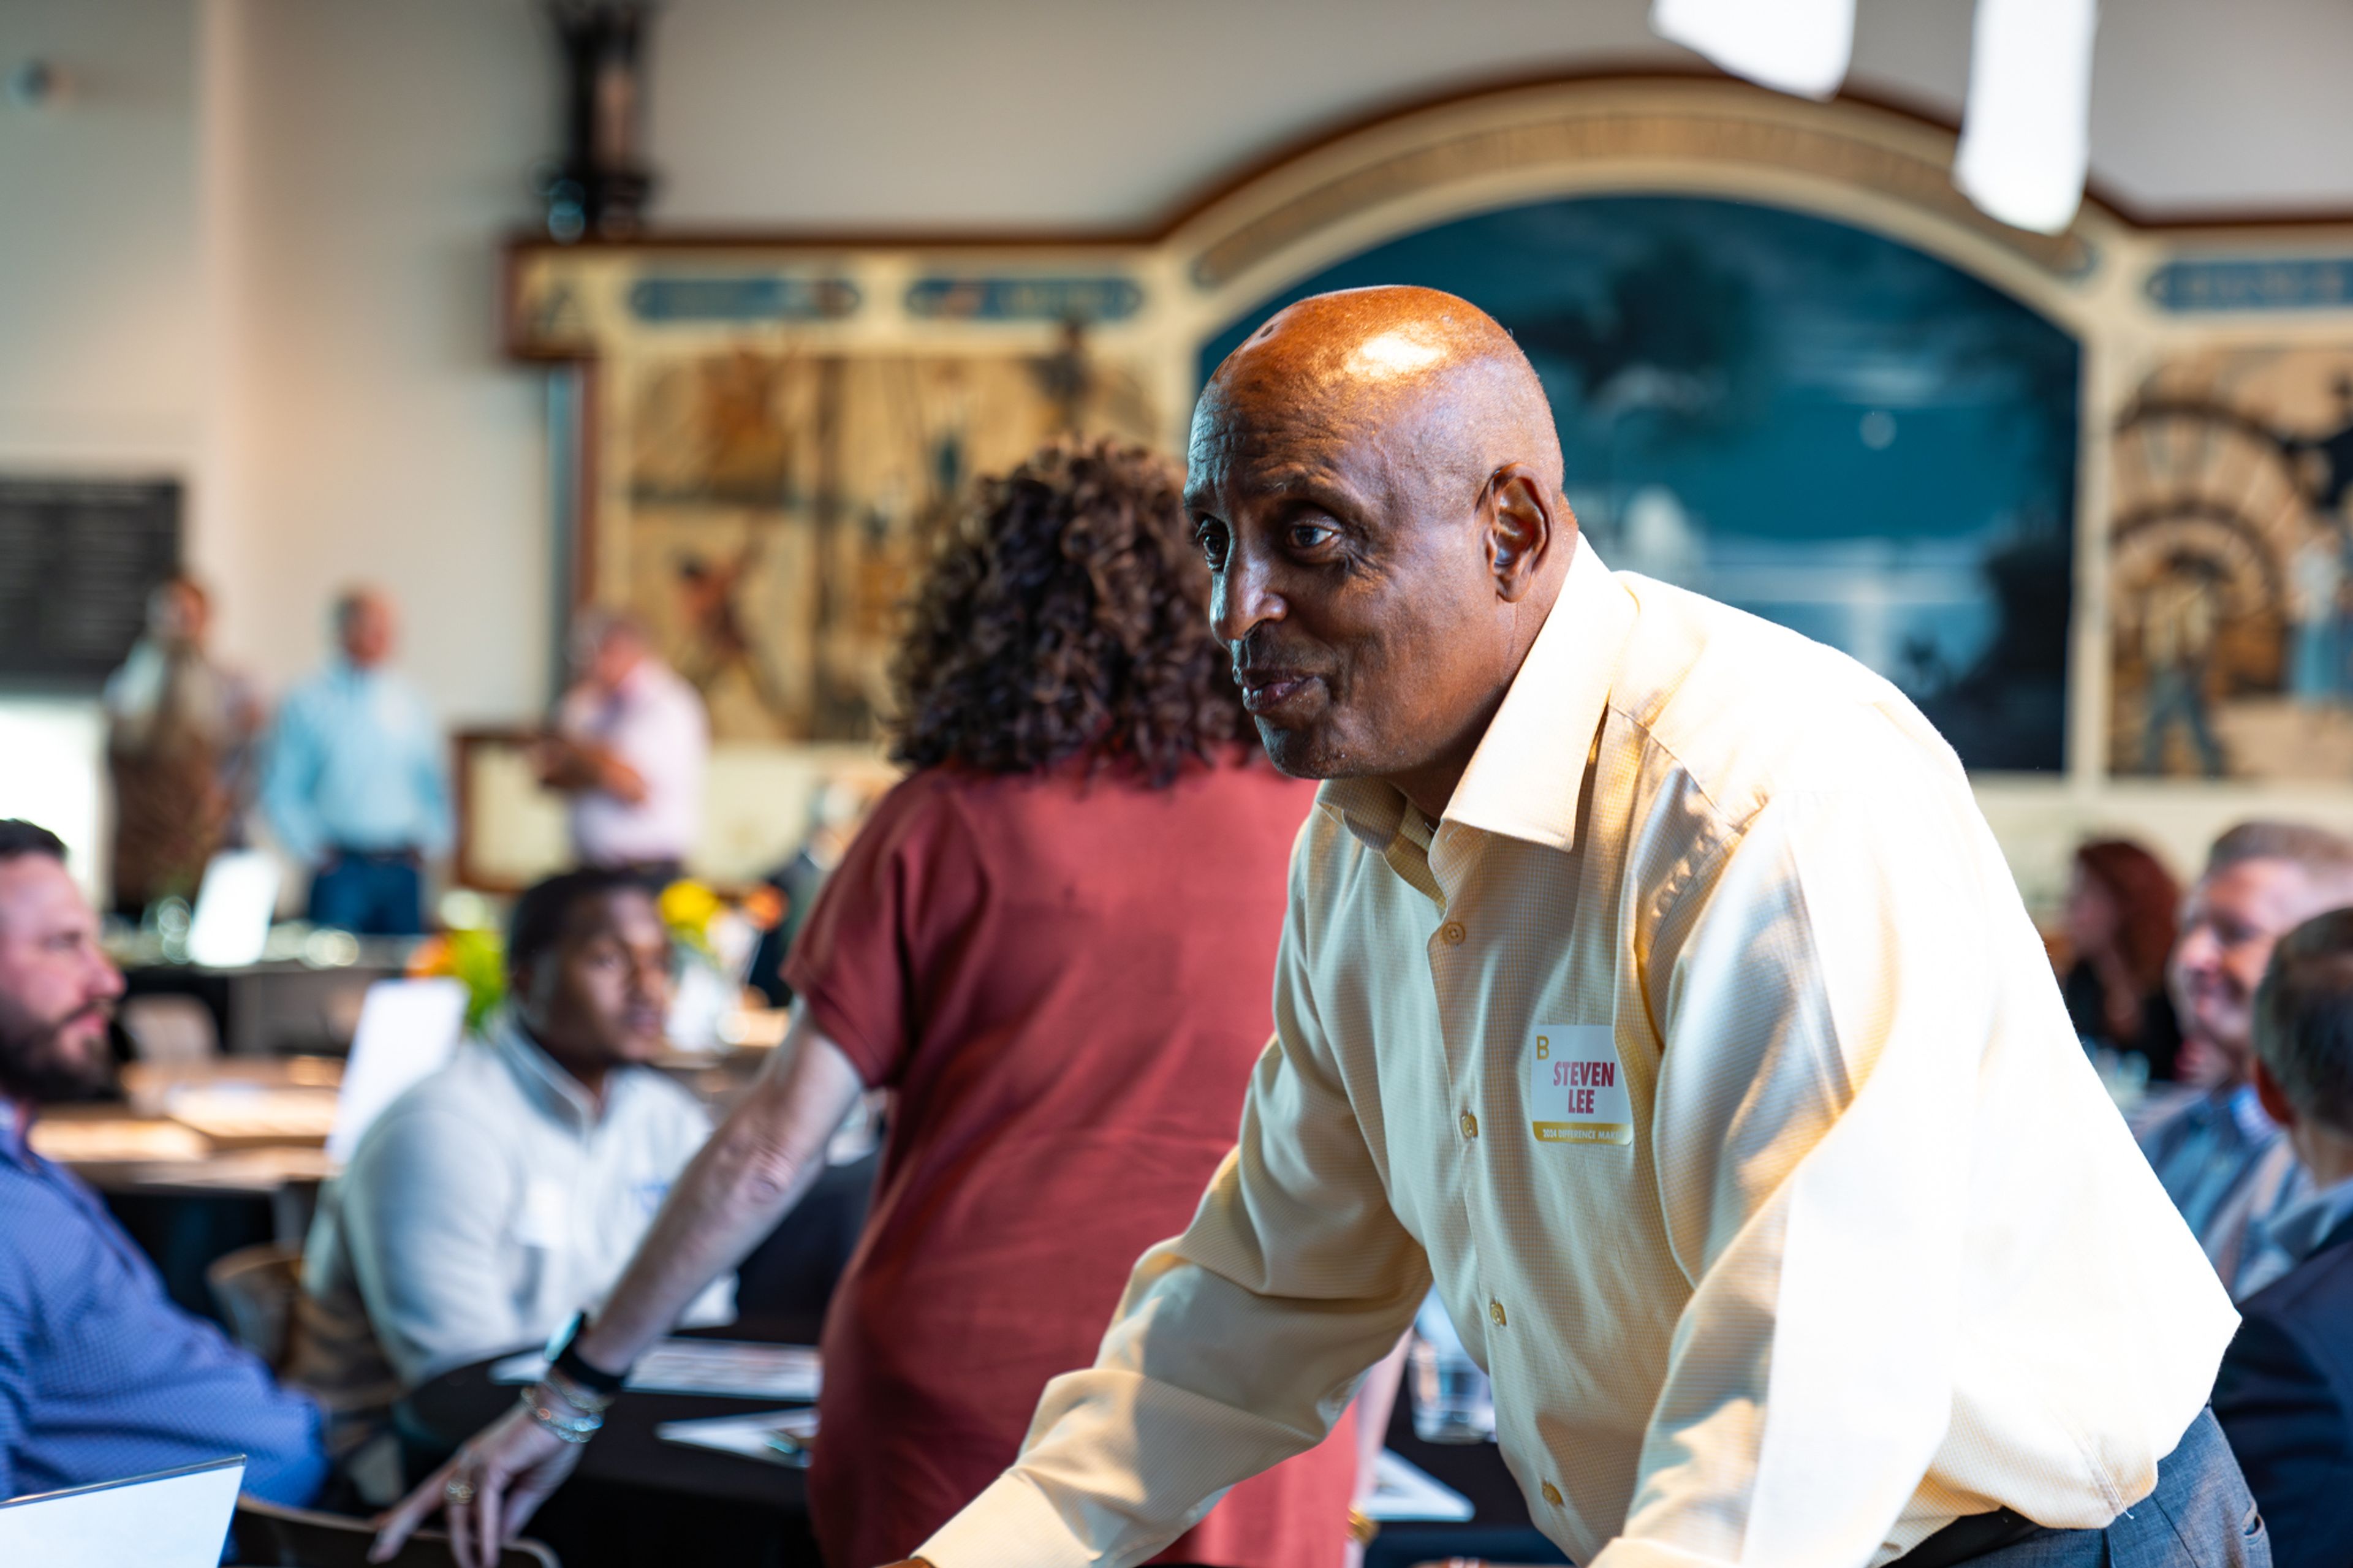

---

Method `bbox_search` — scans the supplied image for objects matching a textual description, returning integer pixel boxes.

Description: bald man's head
[1187,287,1577,808]
[1194,286,1565,504]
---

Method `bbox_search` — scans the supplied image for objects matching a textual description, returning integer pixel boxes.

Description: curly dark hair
[890,437,1254,785]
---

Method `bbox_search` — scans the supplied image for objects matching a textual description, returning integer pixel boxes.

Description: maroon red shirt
[784,755,1354,1568]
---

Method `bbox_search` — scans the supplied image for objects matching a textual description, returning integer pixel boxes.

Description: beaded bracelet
[523,1384,604,1445]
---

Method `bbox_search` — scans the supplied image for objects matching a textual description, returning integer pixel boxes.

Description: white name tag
[1528,1025,1633,1145]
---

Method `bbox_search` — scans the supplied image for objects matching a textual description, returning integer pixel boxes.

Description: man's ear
[2253,1055,2300,1130]
[1485,464,1566,602]
[508,956,545,1025]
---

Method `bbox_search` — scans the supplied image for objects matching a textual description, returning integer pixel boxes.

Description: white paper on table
[327,979,468,1164]
[0,1456,246,1568]
[655,1407,819,1468]
[1364,1449,1476,1522]
[492,1339,822,1402]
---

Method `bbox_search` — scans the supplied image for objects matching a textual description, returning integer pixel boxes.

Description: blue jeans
[1960,1410,2266,1566]
[306,850,424,936]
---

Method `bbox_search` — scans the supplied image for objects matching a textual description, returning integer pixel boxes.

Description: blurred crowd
[99,577,713,937]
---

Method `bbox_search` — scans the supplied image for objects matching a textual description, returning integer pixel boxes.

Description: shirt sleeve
[916,838,1431,1568]
[261,691,327,864]
[1603,764,1997,1568]
[780,776,981,1088]
[339,1105,525,1385]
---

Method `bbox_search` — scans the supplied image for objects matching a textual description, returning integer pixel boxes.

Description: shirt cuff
[915,1470,1098,1568]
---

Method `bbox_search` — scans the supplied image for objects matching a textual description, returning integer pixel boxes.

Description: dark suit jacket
[2213,1213,2353,1568]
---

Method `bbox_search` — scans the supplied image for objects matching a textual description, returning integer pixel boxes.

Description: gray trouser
[1969,1410,2267,1566]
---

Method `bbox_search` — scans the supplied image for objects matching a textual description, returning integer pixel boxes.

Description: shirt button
[1489,1299,1507,1327]
[1460,1111,1479,1138]
[1440,921,1467,945]
[1541,1482,1563,1507]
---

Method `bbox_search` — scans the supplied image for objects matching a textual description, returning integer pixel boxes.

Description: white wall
[0,0,200,474]
[650,0,2353,227]
[198,0,550,723]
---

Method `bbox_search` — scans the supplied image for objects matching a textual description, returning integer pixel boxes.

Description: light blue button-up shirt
[2135,1080,2312,1297]
[262,661,451,863]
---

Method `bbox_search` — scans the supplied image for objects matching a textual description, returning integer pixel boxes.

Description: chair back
[119,993,219,1064]
[205,1240,303,1369]
[232,1497,559,1568]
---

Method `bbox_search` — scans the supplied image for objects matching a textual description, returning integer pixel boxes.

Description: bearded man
[0,819,325,1502]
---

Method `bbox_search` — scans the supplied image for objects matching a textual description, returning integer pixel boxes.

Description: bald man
[904,290,2257,1567]
[379,290,2257,1568]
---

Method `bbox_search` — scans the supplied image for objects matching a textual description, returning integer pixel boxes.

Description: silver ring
[444,1475,477,1506]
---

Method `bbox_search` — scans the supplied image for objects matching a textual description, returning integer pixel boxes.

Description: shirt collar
[0,1096,29,1168]
[490,1013,610,1133]
[2227,1081,2279,1144]
[2264,1171,2353,1267]
[1315,538,1635,892]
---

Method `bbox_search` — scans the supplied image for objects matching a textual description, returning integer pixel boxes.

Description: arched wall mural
[482,72,2353,900]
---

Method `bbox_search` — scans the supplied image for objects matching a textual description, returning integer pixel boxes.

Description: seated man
[2137,820,2353,1295]
[299,868,732,1462]
[0,819,325,1502]
[2213,906,2353,1568]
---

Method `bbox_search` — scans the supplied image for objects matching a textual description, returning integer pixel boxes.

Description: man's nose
[1211,551,1284,646]
[634,956,670,1004]
[2173,923,2218,974]
[91,953,126,1001]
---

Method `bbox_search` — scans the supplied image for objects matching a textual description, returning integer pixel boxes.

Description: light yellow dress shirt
[921,540,2236,1568]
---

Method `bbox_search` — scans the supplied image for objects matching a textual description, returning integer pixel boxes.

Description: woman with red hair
[2060,838,2185,1081]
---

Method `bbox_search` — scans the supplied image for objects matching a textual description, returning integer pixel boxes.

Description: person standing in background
[532,612,707,882]
[2059,838,2185,1081]
[103,577,263,919]
[263,588,449,937]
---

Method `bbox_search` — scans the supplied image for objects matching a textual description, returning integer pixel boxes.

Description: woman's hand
[370,1400,583,1568]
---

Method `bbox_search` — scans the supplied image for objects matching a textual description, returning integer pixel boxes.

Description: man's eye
[1194,523,1229,567]
[1287,521,1335,552]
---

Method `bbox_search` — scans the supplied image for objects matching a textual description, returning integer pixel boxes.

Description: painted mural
[2109,349,2353,779]
[605,342,1158,742]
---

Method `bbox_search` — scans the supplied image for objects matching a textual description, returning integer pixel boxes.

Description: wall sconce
[7,59,68,110]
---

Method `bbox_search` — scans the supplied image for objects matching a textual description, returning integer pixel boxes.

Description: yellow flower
[659,879,724,935]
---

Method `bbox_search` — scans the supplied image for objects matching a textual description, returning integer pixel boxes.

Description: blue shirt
[262,661,450,863]
[2135,1081,2311,1296]
[0,1101,326,1504]
[2262,1172,2353,1270]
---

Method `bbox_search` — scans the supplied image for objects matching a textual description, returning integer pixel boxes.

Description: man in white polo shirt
[534,613,708,881]
[297,869,729,1488]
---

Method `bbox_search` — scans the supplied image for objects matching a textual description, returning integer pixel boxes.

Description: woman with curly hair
[387,440,1361,1568]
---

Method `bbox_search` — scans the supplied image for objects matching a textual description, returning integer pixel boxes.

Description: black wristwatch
[544,1311,629,1402]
